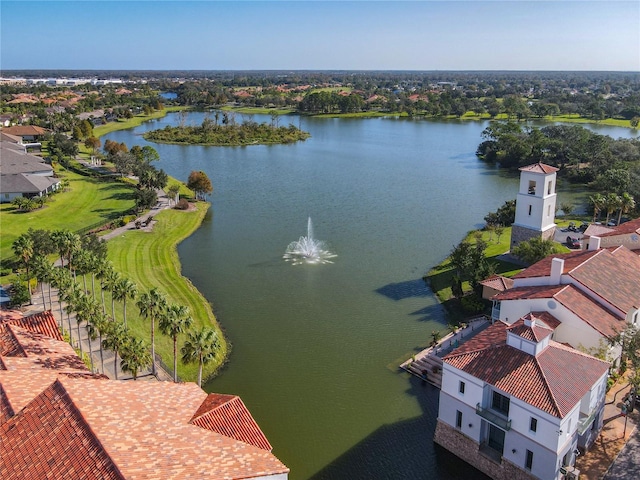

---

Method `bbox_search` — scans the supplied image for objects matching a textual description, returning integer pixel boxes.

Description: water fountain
[283,217,336,265]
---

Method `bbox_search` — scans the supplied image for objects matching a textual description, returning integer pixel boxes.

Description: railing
[577,409,597,436]
[476,403,512,430]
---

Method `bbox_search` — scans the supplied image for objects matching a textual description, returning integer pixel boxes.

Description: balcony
[476,403,512,431]
[577,409,597,436]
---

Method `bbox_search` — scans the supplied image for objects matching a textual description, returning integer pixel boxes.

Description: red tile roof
[479,275,514,292]
[592,217,640,237]
[512,249,600,279]
[444,322,609,418]
[1,310,63,341]
[0,311,289,479]
[1,125,49,136]
[191,393,273,451]
[518,162,559,174]
[507,314,554,342]
[494,284,624,338]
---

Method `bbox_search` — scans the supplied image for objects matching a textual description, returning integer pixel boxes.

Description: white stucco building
[434,316,609,480]
[491,245,640,363]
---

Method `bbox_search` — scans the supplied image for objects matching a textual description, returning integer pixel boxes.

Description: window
[492,391,510,416]
[525,450,533,470]
[459,381,465,394]
[528,205,532,216]
[530,417,537,432]
[547,181,552,195]
[456,410,462,429]
[528,180,536,195]
[548,205,552,216]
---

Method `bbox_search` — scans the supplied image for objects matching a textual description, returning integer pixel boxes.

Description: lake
[103,115,636,479]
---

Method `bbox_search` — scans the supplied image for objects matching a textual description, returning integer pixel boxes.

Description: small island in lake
[143,116,310,146]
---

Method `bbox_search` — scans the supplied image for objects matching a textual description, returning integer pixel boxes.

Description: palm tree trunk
[198,355,203,388]
[151,317,157,377]
[87,327,94,372]
[173,337,178,383]
[76,321,83,356]
[99,332,105,374]
[113,349,119,380]
[123,301,127,329]
[40,281,47,311]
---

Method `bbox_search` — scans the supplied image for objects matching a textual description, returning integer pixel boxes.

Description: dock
[400,315,490,388]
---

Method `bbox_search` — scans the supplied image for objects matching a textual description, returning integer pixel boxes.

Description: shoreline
[94,110,229,382]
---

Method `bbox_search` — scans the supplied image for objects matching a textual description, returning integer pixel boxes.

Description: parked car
[578,222,589,233]
[566,236,580,249]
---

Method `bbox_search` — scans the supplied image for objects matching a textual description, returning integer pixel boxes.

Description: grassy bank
[0,168,136,265]
[105,202,227,382]
[93,106,185,137]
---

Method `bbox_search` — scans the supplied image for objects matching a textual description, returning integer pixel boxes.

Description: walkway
[575,377,638,480]
[400,316,489,388]
[18,190,175,382]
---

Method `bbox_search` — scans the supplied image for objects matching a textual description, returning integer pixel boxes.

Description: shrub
[460,294,485,314]
[9,281,30,307]
[175,198,189,210]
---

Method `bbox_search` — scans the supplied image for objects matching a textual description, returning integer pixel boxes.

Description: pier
[400,315,490,388]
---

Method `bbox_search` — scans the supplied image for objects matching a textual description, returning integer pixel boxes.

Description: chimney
[524,314,535,327]
[588,236,601,251]
[550,257,564,285]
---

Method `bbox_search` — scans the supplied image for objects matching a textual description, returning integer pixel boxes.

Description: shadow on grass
[308,376,490,480]
[375,278,431,301]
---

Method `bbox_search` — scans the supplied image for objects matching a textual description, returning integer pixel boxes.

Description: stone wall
[510,225,556,249]
[433,420,540,480]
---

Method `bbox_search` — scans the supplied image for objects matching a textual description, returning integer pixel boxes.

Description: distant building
[582,217,640,252]
[510,163,558,248]
[434,317,609,480]
[0,310,289,479]
[0,141,60,202]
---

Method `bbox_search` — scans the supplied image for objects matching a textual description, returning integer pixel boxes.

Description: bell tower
[510,162,558,248]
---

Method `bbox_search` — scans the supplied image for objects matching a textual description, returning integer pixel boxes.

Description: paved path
[21,190,175,382]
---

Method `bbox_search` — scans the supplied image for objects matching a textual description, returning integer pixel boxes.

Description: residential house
[0,125,49,143]
[0,141,60,202]
[490,246,640,360]
[434,316,609,480]
[0,310,289,479]
[581,217,640,252]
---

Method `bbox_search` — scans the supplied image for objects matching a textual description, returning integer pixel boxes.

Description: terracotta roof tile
[444,322,609,418]
[507,315,554,342]
[595,217,640,237]
[494,284,624,338]
[479,275,514,292]
[191,393,273,451]
[518,162,559,174]
[512,249,600,279]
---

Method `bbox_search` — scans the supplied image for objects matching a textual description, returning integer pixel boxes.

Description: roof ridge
[52,378,126,479]
[532,355,563,417]
[4,324,27,357]
[566,248,606,275]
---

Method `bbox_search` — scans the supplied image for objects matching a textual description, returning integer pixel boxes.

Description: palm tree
[136,288,167,378]
[159,304,193,382]
[76,295,100,372]
[181,327,220,387]
[96,259,114,314]
[604,193,621,226]
[113,277,137,328]
[31,254,53,311]
[120,337,152,380]
[12,234,34,301]
[617,192,636,226]
[589,193,606,223]
[101,321,128,379]
[51,230,82,273]
[51,267,72,331]
[74,249,94,294]
[61,284,83,353]
[103,269,121,321]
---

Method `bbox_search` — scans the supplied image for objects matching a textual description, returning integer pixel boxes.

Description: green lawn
[93,107,185,137]
[1,168,136,264]
[105,202,227,382]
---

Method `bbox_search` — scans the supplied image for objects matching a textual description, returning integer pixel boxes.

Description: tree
[187,170,213,201]
[617,193,636,226]
[103,269,121,321]
[12,234,34,301]
[101,321,129,379]
[120,337,152,380]
[136,288,168,378]
[31,254,54,311]
[84,136,101,155]
[511,237,556,264]
[559,202,575,217]
[604,193,621,225]
[589,193,606,223]
[134,188,158,212]
[167,183,181,206]
[181,327,220,387]
[113,278,137,328]
[159,304,193,382]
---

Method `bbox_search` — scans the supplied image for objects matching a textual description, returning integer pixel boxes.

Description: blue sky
[1,1,639,71]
